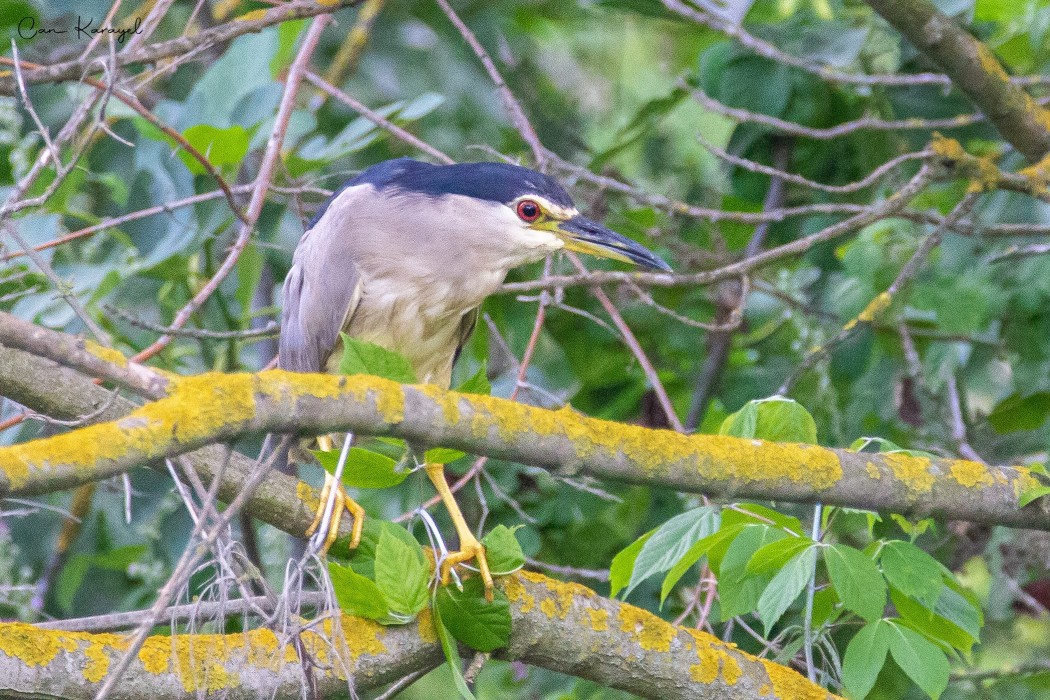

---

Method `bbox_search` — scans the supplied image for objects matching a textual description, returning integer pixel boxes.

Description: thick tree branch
[0,342,355,546]
[864,0,1050,162]
[0,344,1044,531]
[0,572,836,700]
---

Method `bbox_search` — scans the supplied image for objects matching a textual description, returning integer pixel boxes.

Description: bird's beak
[551,216,672,272]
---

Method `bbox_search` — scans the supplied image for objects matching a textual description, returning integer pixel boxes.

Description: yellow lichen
[865,461,882,480]
[883,452,936,493]
[84,339,127,367]
[856,292,892,324]
[337,614,388,660]
[975,42,1011,83]
[761,657,832,699]
[616,605,676,653]
[586,607,609,631]
[503,575,536,614]
[950,460,996,488]
[416,607,438,644]
[540,599,558,618]
[684,629,749,688]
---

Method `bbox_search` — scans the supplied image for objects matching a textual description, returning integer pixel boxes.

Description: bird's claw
[441,535,494,601]
[305,471,364,554]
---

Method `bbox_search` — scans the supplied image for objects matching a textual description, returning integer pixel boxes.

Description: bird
[279,157,670,594]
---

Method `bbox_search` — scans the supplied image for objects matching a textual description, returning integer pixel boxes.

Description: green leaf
[988,391,1050,433]
[745,536,814,576]
[337,334,417,383]
[757,546,817,635]
[1020,485,1050,507]
[661,524,745,604]
[92,545,147,571]
[886,621,950,700]
[312,447,408,488]
[841,619,891,700]
[328,561,390,620]
[718,525,787,618]
[456,364,491,395]
[824,544,887,622]
[482,525,526,576]
[889,587,980,654]
[626,507,719,597]
[435,578,512,652]
[721,503,804,535]
[424,447,466,465]
[879,540,943,608]
[610,530,654,598]
[55,554,91,613]
[374,529,428,616]
[719,396,818,444]
[178,124,249,175]
[432,602,477,700]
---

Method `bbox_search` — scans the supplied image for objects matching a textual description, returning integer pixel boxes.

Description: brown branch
[0,343,1043,531]
[0,572,836,700]
[864,0,1050,162]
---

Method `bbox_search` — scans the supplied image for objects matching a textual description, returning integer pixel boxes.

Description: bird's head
[370,159,671,272]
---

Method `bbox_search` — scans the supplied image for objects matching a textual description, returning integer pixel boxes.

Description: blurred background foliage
[2,0,1050,697]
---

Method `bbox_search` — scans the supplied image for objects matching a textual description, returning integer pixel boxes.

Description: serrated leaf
[482,525,525,575]
[887,621,950,700]
[433,602,477,700]
[757,546,817,635]
[661,523,745,604]
[880,540,942,608]
[720,396,818,444]
[718,525,787,618]
[610,530,653,598]
[721,502,804,535]
[825,544,887,622]
[626,507,719,596]
[328,561,389,620]
[312,447,407,488]
[435,578,511,652]
[841,619,891,699]
[456,364,491,395]
[746,536,814,576]
[374,529,428,616]
[889,588,979,654]
[337,334,417,383]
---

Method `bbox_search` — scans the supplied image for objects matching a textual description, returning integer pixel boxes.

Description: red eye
[516,199,541,222]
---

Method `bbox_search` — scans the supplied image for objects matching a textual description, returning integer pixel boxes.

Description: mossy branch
[0,347,1045,531]
[0,571,836,700]
[864,0,1050,162]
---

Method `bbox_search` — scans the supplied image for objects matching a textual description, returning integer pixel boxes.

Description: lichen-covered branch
[0,359,1045,531]
[864,0,1050,162]
[0,572,836,700]
[0,342,352,545]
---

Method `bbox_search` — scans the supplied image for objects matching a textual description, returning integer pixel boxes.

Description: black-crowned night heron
[280,157,669,593]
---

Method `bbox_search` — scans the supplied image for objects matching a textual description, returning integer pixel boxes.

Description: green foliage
[337,333,417,383]
[435,578,512,653]
[5,1,1050,697]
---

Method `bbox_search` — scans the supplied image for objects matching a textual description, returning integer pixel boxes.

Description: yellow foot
[424,462,494,601]
[440,533,495,602]
[305,470,365,554]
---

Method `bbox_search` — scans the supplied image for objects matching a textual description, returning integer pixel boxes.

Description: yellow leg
[305,435,365,554]
[424,462,494,601]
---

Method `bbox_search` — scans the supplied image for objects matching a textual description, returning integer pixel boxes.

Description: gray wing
[279,224,363,373]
